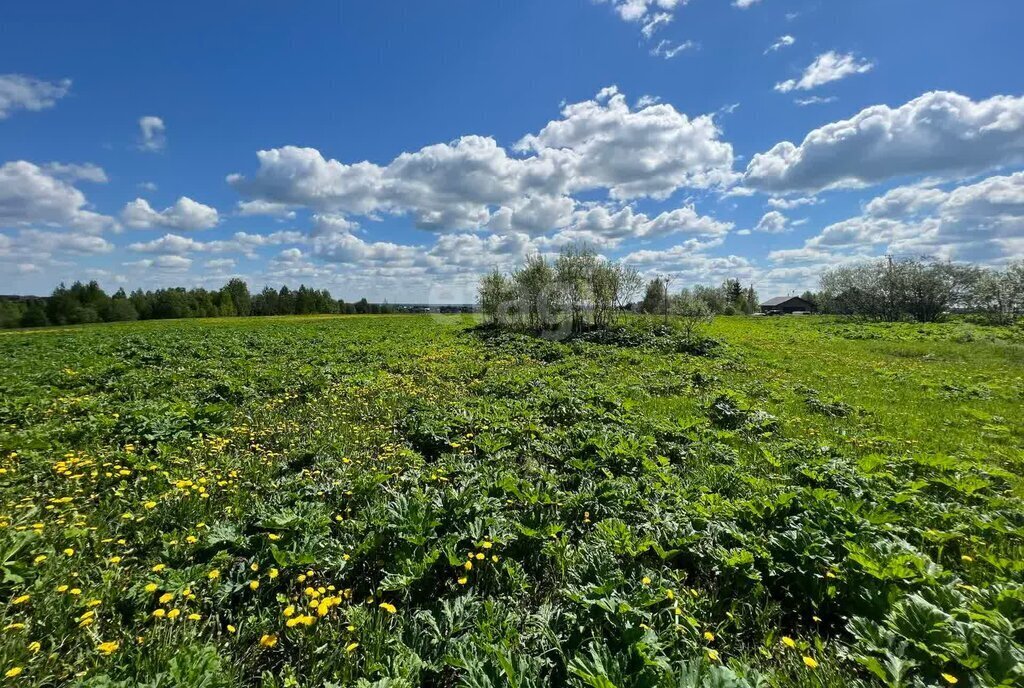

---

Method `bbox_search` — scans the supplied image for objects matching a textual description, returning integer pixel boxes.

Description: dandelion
[144,501,157,509]
[249,580,259,591]
[704,631,715,642]
[151,564,166,573]
[27,642,40,654]
[208,569,220,580]
[152,609,166,618]
[158,593,174,605]
[167,609,180,620]
[458,576,468,585]
[961,555,973,563]
[187,613,201,621]
[781,636,796,649]
[144,583,158,593]
[5,667,23,678]
[97,641,119,655]
[108,556,122,564]
[463,560,472,571]
[379,602,397,614]
[706,649,720,662]
[259,634,278,648]
[64,548,74,556]
[475,552,484,560]
[33,555,46,565]
[267,534,281,541]
[227,624,236,633]
[268,568,279,580]
[346,642,359,652]
[941,674,958,685]
[641,576,651,586]
[802,656,818,669]
[12,595,29,605]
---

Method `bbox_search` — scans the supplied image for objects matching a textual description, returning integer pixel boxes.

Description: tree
[640,278,669,316]
[478,269,514,326]
[670,291,714,338]
[223,278,251,317]
[512,254,557,330]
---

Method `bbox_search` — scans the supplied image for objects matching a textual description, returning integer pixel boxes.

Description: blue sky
[2,1,1022,302]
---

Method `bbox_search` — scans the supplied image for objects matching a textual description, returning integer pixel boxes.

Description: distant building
[760,296,815,315]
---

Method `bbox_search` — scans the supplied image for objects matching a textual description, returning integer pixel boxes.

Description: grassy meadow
[0,315,1022,687]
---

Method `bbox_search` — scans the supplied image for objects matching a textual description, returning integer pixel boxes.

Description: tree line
[809,257,1024,324]
[0,279,401,329]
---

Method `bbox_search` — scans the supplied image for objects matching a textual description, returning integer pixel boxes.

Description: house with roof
[760,296,815,315]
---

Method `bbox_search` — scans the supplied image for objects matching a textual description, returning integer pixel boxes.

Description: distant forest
[0,279,408,329]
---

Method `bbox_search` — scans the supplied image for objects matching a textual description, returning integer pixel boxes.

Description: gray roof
[761,296,809,307]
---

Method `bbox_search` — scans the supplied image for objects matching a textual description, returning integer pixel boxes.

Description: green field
[1,315,1022,687]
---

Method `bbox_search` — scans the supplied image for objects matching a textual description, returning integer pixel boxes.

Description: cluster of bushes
[478,246,644,333]
[0,279,398,329]
[813,258,1024,323]
[639,278,758,318]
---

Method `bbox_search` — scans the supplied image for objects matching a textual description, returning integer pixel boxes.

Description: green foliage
[0,314,1021,686]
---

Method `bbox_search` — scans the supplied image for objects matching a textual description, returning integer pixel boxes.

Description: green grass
[0,315,1021,687]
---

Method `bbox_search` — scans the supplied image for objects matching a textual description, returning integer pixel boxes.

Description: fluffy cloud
[745,91,1024,193]
[567,203,732,245]
[755,210,788,233]
[765,35,794,54]
[0,74,71,119]
[229,88,735,237]
[733,0,761,8]
[236,200,296,219]
[126,255,193,271]
[598,0,685,23]
[771,172,1024,265]
[138,116,166,152]
[774,51,873,93]
[42,163,108,183]
[121,197,219,231]
[0,161,114,232]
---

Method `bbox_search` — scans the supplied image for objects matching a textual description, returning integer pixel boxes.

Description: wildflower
[286,615,315,628]
[704,631,715,642]
[151,564,166,573]
[144,583,158,593]
[781,636,796,649]
[259,634,278,648]
[706,649,720,662]
[187,613,201,621]
[64,548,74,556]
[249,580,259,591]
[5,667,23,678]
[475,552,484,560]
[97,641,119,655]
[158,593,174,605]
[458,576,468,585]
[27,642,40,654]
[144,501,157,509]
[152,609,166,618]
[379,602,397,614]
[167,609,180,620]
[208,569,220,580]
[33,555,46,565]
[941,674,958,685]
[641,576,651,586]
[108,556,122,564]
[463,560,472,571]
[268,568,279,580]
[961,555,973,563]
[802,656,818,669]
[250,563,259,572]
[12,595,30,605]
[227,624,236,633]
[482,541,493,549]
[56,585,68,593]
[267,533,281,541]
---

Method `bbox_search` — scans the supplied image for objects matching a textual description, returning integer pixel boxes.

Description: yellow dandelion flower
[249,580,259,591]
[144,583,158,593]
[457,576,468,585]
[151,564,166,573]
[802,656,818,669]
[704,631,715,642]
[781,636,796,649]
[259,634,277,648]
[64,548,74,556]
[187,613,201,621]
[208,569,220,580]
[227,624,236,633]
[283,605,295,617]
[12,595,30,605]
[706,649,720,662]
[941,673,958,685]
[346,642,359,652]
[27,642,40,654]
[96,641,119,655]
[152,609,166,618]
[166,609,180,620]
[379,602,397,614]
[641,576,651,586]
[5,667,23,678]
[268,568,279,579]
[463,560,472,571]
[158,593,174,605]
